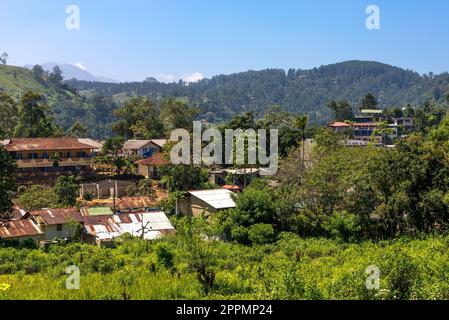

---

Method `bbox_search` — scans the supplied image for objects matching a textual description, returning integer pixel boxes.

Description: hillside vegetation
[2,233,449,300]
[0,65,53,98]
[67,61,449,124]
[2,60,449,137]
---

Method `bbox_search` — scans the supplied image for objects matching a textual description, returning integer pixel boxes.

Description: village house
[135,152,170,178]
[27,208,84,240]
[209,168,260,187]
[354,109,385,123]
[113,196,156,213]
[0,219,44,243]
[328,121,352,132]
[1,138,95,179]
[122,139,167,158]
[178,189,236,217]
[392,116,414,128]
[0,198,175,245]
[83,211,175,245]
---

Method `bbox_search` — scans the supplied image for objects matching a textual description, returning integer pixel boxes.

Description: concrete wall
[42,224,79,240]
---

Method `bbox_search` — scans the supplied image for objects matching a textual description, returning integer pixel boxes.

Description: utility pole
[112,179,117,214]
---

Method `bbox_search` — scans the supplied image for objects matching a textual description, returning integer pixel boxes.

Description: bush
[248,224,275,245]
[154,242,175,269]
[230,226,249,244]
[83,192,94,201]
[322,211,361,242]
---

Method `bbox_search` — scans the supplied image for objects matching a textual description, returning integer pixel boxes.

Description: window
[67,152,71,158]
[43,152,48,159]
[56,224,63,231]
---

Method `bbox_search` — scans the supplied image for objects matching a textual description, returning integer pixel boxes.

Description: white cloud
[156,73,177,83]
[156,72,204,83]
[73,62,87,70]
[182,72,204,83]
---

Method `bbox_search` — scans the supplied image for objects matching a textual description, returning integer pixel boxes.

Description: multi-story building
[1,138,95,178]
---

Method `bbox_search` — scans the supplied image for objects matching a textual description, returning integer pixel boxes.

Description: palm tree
[51,152,61,168]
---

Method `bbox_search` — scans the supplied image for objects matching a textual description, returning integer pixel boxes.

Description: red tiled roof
[0,219,43,238]
[4,138,94,152]
[135,152,170,166]
[329,122,352,127]
[222,185,242,191]
[30,208,84,225]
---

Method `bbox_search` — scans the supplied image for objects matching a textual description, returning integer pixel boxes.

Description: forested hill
[67,60,449,124]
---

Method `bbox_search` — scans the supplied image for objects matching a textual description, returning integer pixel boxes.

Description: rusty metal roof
[113,197,156,210]
[30,208,84,225]
[4,138,94,152]
[83,211,175,241]
[135,152,170,166]
[0,219,43,238]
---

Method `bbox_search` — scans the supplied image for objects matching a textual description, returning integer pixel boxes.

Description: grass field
[1,233,449,300]
[0,65,53,99]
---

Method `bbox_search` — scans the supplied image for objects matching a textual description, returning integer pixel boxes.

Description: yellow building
[1,138,95,178]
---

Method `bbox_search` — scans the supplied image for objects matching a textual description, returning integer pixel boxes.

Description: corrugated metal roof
[30,208,84,225]
[114,197,156,210]
[83,211,175,241]
[4,138,94,152]
[0,219,43,238]
[189,189,236,209]
[150,139,167,148]
[78,138,103,150]
[122,140,152,150]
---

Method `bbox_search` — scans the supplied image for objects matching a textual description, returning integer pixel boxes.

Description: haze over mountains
[24,63,119,83]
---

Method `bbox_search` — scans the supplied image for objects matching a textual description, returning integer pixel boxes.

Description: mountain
[67,60,449,124]
[25,63,120,83]
[2,61,449,139]
[0,63,117,138]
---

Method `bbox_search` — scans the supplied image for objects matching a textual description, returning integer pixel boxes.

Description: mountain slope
[67,60,449,123]
[24,63,119,83]
[0,64,54,98]
[0,64,117,139]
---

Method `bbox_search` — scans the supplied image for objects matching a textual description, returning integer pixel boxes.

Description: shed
[178,189,236,217]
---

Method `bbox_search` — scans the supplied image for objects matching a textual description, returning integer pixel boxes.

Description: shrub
[230,226,249,245]
[248,224,275,245]
[154,242,175,269]
[322,211,361,242]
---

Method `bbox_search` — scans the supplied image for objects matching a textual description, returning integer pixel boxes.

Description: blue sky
[2,0,449,82]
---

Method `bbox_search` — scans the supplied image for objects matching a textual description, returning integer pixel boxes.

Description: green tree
[0,146,16,224]
[49,65,63,87]
[53,175,80,207]
[360,93,378,110]
[160,164,210,192]
[0,92,18,138]
[100,136,125,175]
[327,100,353,121]
[112,97,163,139]
[32,65,46,80]
[51,152,61,168]
[159,98,198,135]
[14,91,59,138]
[66,122,88,138]
[18,185,58,211]
[0,52,8,65]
